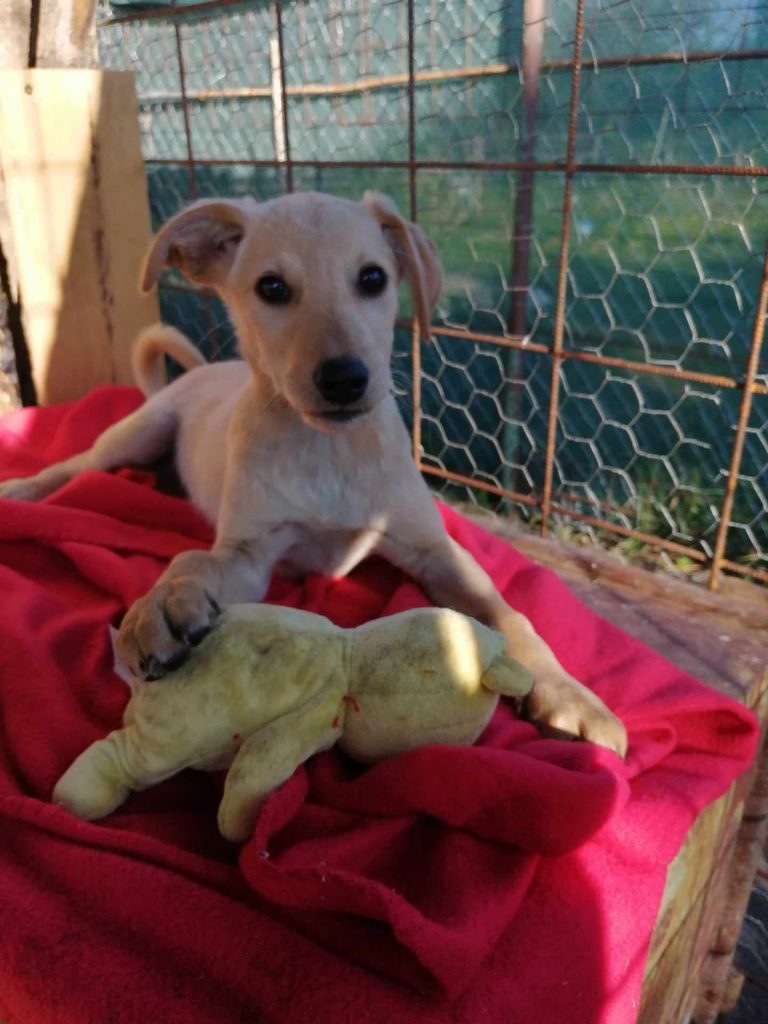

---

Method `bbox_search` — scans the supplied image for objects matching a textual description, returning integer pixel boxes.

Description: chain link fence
[97,0,768,588]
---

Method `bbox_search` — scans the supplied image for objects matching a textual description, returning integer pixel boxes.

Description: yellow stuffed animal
[54,605,533,842]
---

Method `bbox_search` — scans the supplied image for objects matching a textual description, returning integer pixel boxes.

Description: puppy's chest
[249,443,388,577]
[260,443,384,528]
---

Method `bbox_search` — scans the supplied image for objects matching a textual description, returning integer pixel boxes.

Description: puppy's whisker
[391,369,414,397]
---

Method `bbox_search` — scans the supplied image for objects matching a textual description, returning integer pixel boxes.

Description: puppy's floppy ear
[140,200,247,294]
[362,191,442,340]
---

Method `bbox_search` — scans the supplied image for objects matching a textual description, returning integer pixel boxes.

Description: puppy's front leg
[116,528,295,679]
[379,519,628,757]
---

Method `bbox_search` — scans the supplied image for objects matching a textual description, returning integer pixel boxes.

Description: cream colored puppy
[0,191,627,756]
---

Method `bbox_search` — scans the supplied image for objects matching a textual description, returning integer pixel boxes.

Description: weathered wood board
[0,69,159,404]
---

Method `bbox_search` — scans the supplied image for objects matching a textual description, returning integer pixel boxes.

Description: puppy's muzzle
[313,356,369,407]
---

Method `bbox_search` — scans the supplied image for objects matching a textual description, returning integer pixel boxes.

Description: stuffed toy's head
[54,605,533,842]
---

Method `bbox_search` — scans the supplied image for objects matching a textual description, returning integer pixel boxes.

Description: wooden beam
[0,0,99,408]
[0,69,159,404]
[0,0,33,69]
[34,0,98,69]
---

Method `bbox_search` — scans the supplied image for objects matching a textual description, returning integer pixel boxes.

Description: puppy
[0,191,626,756]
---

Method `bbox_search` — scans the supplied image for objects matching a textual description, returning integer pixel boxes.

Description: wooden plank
[692,726,768,1022]
[645,787,736,976]
[0,0,99,409]
[0,0,33,410]
[0,0,97,70]
[0,69,159,405]
[34,0,98,69]
[0,0,33,69]
[731,886,768,1021]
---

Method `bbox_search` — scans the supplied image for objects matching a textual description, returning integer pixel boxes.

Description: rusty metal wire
[97,0,768,589]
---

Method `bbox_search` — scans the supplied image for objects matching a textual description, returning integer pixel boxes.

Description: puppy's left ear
[140,200,247,294]
[362,192,442,340]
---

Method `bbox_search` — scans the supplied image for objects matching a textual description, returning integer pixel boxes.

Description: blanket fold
[0,387,758,1024]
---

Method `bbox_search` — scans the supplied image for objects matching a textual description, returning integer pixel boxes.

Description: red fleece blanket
[0,387,758,1024]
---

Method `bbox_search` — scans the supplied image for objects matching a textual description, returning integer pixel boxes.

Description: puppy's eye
[255,274,292,305]
[357,264,388,297]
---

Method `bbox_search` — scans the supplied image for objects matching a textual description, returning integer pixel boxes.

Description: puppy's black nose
[313,356,369,405]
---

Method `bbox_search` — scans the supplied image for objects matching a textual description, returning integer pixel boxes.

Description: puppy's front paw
[116,578,221,680]
[524,674,628,758]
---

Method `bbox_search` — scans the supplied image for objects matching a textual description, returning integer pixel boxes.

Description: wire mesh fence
[97,0,768,589]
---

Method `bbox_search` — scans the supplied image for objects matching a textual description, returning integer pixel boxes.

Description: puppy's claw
[117,577,222,680]
[187,625,212,647]
[140,647,191,681]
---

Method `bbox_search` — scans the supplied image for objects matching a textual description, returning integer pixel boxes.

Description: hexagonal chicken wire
[97,0,768,588]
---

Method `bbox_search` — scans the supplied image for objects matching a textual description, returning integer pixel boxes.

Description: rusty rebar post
[170,0,196,202]
[540,0,585,538]
[406,0,422,465]
[273,0,293,193]
[144,155,768,179]
[507,0,545,341]
[501,0,545,503]
[708,241,768,590]
[170,0,215,347]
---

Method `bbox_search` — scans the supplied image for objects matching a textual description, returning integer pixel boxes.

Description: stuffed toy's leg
[218,691,343,843]
[53,726,183,821]
[481,654,535,699]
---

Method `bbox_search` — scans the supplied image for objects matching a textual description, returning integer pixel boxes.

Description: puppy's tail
[132,324,208,397]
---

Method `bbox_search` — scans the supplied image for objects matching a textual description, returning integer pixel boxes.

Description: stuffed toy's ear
[362,191,442,340]
[140,199,247,293]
